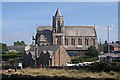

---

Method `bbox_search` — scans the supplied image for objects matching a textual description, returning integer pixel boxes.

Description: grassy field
[2,68,120,79]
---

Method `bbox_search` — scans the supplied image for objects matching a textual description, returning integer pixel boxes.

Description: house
[98,53,120,62]
[99,41,120,54]
[36,45,71,67]
[22,45,71,68]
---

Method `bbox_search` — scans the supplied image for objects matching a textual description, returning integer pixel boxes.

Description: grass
[2,68,120,79]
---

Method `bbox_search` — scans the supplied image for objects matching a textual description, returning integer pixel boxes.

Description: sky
[2,2,118,45]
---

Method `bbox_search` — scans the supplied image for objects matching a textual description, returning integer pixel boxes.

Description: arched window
[78,38,82,45]
[73,39,75,45]
[93,39,95,45]
[91,38,95,45]
[87,39,89,45]
[65,38,68,45]
[71,38,75,45]
[71,38,73,45]
[57,37,61,45]
[57,21,61,33]
[85,38,89,45]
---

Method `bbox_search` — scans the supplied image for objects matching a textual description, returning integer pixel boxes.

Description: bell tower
[52,9,65,45]
[52,9,64,33]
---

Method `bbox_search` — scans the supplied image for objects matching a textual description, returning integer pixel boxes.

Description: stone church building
[22,9,98,68]
[35,9,98,56]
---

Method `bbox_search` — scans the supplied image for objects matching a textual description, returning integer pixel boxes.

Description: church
[35,9,98,56]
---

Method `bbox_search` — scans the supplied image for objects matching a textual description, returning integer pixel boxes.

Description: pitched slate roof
[65,45,88,50]
[37,45,60,56]
[7,45,26,52]
[64,26,97,37]
[99,53,120,58]
[36,26,52,31]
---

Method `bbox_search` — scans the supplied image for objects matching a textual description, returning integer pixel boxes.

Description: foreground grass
[2,68,120,79]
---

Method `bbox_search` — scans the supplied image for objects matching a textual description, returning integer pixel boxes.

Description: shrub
[71,57,80,63]
[86,46,99,57]
[2,52,23,61]
[89,62,120,72]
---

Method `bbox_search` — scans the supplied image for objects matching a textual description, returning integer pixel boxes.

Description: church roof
[36,26,52,31]
[55,9,62,16]
[65,45,88,50]
[64,26,97,37]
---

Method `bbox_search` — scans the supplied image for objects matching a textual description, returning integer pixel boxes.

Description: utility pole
[59,49,60,66]
[107,26,110,57]
[32,36,37,67]
[107,26,110,62]
[107,25,113,62]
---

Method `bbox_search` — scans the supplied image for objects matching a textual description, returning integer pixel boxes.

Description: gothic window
[71,38,75,45]
[57,37,61,45]
[85,38,89,45]
[58,21,60,26]
[58,21,61,33]
[87,39,89,45]
[91,38,95,45]
[78,38,82,45]
[85,38,87,45]
[93,39,95,45]
[65,38,68,45]
[71,38,73,45]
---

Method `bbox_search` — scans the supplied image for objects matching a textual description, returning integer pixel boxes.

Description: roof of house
[28,45,66,58]
[7,45,26,52]
[101,43,120,48]
[37,45,60,57]
[64,26,97,37]
[98,53,120,58]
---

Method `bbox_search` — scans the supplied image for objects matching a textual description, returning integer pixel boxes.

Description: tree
[14,41,26,46]
[0,43,8,54]
[86,46,99,57]
[71,56,80,63]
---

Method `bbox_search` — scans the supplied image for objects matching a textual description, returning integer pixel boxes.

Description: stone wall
[52,46,71,66]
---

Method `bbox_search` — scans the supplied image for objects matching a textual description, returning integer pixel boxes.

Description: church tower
[52,9,65,45]
[52,9,64,33]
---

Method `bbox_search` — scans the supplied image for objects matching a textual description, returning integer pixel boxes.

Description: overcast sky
[2,2,118,45]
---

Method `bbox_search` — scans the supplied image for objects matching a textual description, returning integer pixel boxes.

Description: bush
[86,46,99,57]
[71,57,80,63]
[71,56,98,63]
[88,62,120,72]
[2,52,23,61]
